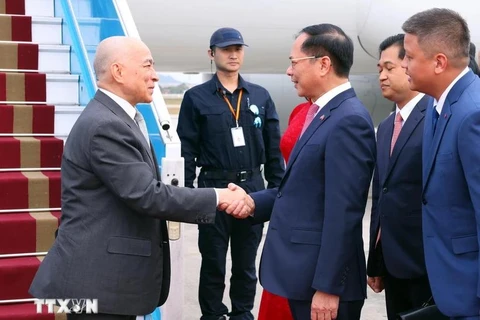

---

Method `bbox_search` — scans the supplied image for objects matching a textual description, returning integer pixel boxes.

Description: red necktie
[377,112,403,247]
[300,103,320,137]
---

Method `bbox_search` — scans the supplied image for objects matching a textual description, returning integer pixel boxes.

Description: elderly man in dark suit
[366,34,432,319]
[28,36,251,320]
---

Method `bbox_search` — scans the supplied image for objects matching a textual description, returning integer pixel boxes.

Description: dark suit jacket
[367,95,430,279]
[422,70,480,317]
[251,88,376,301]
[29,90,217,315]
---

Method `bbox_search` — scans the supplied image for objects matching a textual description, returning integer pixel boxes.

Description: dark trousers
[288,299,364,320]
[384,271,432,320]
[67,314,135,320]
[198,211,263,320]
[198,177,264,320]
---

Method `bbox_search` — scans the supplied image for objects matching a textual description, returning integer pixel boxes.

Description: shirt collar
[434,66,469,114]
[313,82,352,113]
[99,88,136,120]
[395,93,425,124]
[209,73,250,94]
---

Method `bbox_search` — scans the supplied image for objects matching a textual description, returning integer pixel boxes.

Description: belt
[201,167,261,182]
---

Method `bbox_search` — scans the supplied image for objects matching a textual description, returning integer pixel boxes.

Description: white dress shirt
[395,93,425,126]
[99,88,136,120]
[434,67,469,115]
[313,82,352,117]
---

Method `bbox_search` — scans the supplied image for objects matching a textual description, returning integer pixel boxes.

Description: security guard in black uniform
[177,28,284,320]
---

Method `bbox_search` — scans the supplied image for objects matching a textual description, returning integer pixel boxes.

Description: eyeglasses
[289,55,319,67]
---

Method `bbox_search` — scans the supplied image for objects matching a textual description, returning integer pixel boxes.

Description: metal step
[25,0,54,17]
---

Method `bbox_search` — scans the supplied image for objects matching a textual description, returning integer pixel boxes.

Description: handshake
[216,183,255,219]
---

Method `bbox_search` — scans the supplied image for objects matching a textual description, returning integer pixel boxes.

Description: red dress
[258,100,311,320]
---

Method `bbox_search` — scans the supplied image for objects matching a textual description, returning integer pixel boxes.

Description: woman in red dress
[257,99,311,320]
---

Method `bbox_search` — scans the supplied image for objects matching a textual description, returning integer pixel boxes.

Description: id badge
[231,127,246,147]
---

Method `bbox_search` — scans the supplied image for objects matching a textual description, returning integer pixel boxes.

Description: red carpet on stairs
[0,211,61,254]
[0,104,55,133]
[0,72,47,102]
[0,256,42,299]
[0,137,63,168]
[0,303,66,320]
[0,171,61,210]
[0,1,71,318]
[0,42,39,70]
[0,0,26,15]
[0,15,32,41]
[0,303,62,320]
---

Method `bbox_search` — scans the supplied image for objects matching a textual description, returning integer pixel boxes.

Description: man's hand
[216,183,254,218]
[367,276,384,293]
[225,183,255,218]
[311,291,339,320]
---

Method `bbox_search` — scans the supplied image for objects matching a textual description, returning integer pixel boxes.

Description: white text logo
[34,299,98,314]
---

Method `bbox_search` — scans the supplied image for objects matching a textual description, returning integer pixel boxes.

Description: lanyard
[222,89,243,127]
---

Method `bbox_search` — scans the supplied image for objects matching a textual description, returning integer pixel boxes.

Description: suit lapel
[94,91,155,167]
[378,114,394,186]
[423,102,452,189]
[423,71,477,189]
[422,100,435,184]
[386,96,427,177]
[422,70,477,189]
[284,108,330,177]
[284,89,356,178]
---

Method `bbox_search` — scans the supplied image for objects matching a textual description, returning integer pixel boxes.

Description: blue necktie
[432,105,439,136]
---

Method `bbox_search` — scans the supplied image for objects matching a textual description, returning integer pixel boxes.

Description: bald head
[93,36,158,106]
[94,36,148,82]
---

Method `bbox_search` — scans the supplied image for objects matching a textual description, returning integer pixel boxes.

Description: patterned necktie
[390,112,403,156]
[300,103,320,137]
[432,105,439,136]
[134,110,150,146]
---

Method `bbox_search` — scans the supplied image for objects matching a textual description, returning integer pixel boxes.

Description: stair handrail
[0,298,36,304]
[0,252,48,259]
[60,0,98,99]
[112,0,180,152]
[110,2,183,320]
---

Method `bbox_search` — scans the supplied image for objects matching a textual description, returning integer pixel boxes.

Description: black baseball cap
[210,28,248,48]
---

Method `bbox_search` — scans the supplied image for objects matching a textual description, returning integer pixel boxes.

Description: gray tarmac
[183,199,387,320]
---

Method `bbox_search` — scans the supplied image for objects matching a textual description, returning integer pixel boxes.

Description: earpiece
[211,52,215,57]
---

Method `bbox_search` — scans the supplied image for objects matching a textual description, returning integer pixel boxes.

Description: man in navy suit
[366,34,432,319]
[402,8,480,319]
[228,23,376,320]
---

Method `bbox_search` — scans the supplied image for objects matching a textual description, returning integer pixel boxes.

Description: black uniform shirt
[177,74,284,188]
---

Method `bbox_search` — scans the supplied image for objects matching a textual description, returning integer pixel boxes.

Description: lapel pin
[444,114,447,119]
[320,115,325,121]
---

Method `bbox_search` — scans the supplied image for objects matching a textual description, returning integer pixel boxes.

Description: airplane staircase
[0,0,180,319]
[0,0,80,318]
